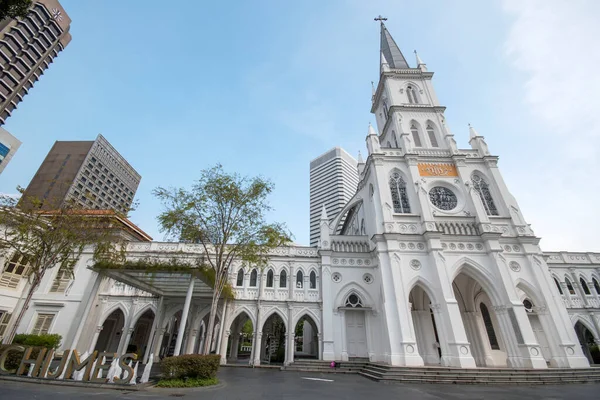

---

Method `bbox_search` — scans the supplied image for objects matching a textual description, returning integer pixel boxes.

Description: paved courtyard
[1,367,600,399]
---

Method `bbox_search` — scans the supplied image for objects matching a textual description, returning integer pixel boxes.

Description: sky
[1,0,599,252]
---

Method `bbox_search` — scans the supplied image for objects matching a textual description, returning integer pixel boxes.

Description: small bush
[0,345,26,372]
[156,377,218,388]
[160,354,220,380]
[13,334,62,349]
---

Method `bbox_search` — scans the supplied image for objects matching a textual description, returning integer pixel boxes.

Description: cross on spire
[374,15,387,24]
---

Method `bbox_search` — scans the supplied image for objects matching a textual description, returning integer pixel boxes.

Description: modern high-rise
[309,147,359,246]
[21,134,140,214]
[0,0,71,125]
[0,127,21,174]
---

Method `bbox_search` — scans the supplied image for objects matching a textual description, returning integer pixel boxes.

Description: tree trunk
[3,276,40,344]
[202,292,220,354]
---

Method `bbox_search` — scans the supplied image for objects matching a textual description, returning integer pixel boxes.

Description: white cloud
[502,0,600,251]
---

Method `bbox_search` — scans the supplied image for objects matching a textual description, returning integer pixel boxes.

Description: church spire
[376,17,409,73]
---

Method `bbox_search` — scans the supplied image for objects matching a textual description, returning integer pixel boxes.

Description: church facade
[1,23,600,370]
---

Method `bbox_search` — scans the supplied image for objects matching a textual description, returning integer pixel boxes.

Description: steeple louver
[380,23,409,73]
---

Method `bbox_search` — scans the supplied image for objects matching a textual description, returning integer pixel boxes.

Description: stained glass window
[309,271,317,289]
[345,293,364,308]
[554,278,563,295]
[389,172,411,213]
[566,278,575,295]
[236,269,244,287]
[249,269,258,287]
[593,278,600,295]
[580,278,590,295]
[472,174,499,216]
[429,187,457,210]
[296,270,303,288]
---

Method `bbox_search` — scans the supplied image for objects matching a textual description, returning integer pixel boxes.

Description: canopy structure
[94,267,216,298]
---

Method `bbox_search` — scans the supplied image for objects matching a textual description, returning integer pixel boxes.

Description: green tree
[0,0,32,21]
[0,189,126,344]
[154,164,291,354]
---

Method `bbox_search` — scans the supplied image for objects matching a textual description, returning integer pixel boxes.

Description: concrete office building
[0,127,21,174]
[0,0,71,125]
[22,134,140,214]
[309,147,359,246]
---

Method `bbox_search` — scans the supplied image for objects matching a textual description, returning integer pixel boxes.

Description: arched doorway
[453,271,508,367]
[294,315,318,360]
[409,285,442,365]
[574,321,599,364]
[128,309,155,360]
[261,313,286,364]
[95,308,125,353]
[226,312,253,364]
[343,292,368,358]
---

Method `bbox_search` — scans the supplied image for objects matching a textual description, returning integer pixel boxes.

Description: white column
[144,296,163,363]
[340,310,348,361]
[174,277,195,356]
[87,325,103,353]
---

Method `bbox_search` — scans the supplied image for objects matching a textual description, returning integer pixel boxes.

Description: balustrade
[436,221,479,236]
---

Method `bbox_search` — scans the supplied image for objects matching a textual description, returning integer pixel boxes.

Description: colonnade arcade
[404,261,578,369]
[223,307,320,366]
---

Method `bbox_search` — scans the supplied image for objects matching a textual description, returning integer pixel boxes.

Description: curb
[0,375,154,391]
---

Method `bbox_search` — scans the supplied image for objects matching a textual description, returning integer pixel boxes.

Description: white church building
[1,22,600,370]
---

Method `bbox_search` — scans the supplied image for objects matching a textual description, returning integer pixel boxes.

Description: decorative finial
[374,15,387,24]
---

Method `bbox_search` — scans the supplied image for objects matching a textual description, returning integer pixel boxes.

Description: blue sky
[1,0,599,251]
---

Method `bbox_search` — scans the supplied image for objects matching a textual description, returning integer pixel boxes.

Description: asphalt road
[1,367,600,399]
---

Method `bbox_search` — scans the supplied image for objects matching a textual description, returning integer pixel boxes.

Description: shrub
[156,377,218,388]
[160,354,220,379]
[0,344,26,372]
[13,333,62,349]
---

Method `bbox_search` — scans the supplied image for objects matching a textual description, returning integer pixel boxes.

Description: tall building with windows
[0,0,71,125]
[309,147,359,246]
[21,134,140,214]
[0,127,21,174]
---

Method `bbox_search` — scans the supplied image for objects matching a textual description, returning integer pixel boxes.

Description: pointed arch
[100,302,129,326]
[425,120,439,148]
[565,277,575,295]
[406,84,420,104]
[236,268,244,287]
[593,277,600,295]
[229,307,257,329]
[296,270,304,289]
[334,282,374,309]
[131,303,157,327]
[260,307,288,330]
[389,168,411,214]
[515,278,546,307]
[249,268,258,287]
[451,257,504,306]
[292,308,321,330]
[266,269,274,288]
[279,269,287,288]
[580,277,591,295]
[330,195,363,235]
[309,270,317,289]
[552,276,563,295]
[406,276,440,306]
[471,171,499,216]
[409,120,423,147]
[572,315,598,339]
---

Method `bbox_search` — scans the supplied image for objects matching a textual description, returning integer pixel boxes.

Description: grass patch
[156,377,219,388]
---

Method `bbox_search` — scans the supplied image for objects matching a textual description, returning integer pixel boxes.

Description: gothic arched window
[580,278,591,295]
[309,271,317,289]
[249,269,258,287]
[593,278,600,295]
[407,86,418,104]
[565,278,575,295]
[280,270,287,288]
[236,269,244,287]
[266,269,274,288]
[426,123,439,147]
[392,130,399,148]
[296,270,303,288]
[472,174,499,216]
[389,172,411,214]
[554,277,563,295]
[345,293,364,308]
[410,123,422,147]
[480,303,500,350]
